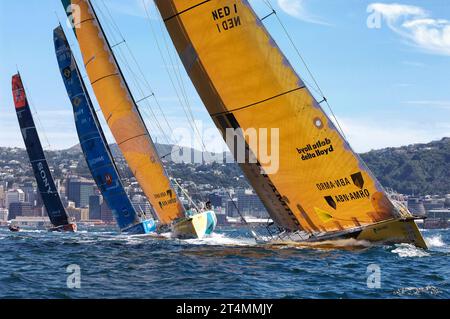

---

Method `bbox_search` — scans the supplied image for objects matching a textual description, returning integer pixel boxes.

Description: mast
[11,73,70,227]
[53,25,144,231]
[62,0,185,224]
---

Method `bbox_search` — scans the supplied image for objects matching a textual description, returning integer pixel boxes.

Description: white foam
[394,285,441,296]
[20,229,46,233]
[391,243,430,258]
[183,232,257,246]
[425,234,446,248]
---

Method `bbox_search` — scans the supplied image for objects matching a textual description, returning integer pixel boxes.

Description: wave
[182,232,256,247]
[256,237,374,251]
[394,285,441,297]
[17,229,46,234]
[425,234,446,248]
[391,243,430,258]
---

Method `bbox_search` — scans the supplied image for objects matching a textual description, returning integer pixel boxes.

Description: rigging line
[159,21,202,142]
[135,94,154,104]
[171,178,200,211]
[156,13,195,124]
[99,0,175,141]
[21,79,53,151]
[115,49,174,146]
[95,3,173,146]
[153,2,208,153]
[227,191,259,241]
[90,2,174,150]
[61,29,125,176]
[144,0,206,153]
[145,1,205,148]
[256,5,323,100]
[115,45,173,145]
[262,0,348,141]
[55,15,86,78]
[99,5,185,160]
[101,0,203,159]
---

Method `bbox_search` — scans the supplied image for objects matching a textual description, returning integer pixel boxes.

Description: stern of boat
[49,223,77,233]
[172,210,217,239]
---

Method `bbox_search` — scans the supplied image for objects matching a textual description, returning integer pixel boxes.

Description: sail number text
[212,4,242,33]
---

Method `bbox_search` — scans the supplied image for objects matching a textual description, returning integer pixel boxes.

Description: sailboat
[62,0,217,239]
[53,25,156,235]
[154,0,427,248]
[11,73,77,232]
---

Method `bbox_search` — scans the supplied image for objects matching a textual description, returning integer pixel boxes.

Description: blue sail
[53,26,156,234]
[12,73,75,230]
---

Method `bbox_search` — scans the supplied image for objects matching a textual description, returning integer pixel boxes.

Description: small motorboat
[8,225,20,232]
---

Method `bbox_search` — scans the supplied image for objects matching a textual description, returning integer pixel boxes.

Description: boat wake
[265,238,373,250]
[182,233,257,247]
[391,244,430,258]
[393,285,442,297]
[425,234,446,248]
[15,229,46,234]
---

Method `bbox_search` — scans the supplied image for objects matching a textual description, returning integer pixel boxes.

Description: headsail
[11,73,70,227]
[62,0,185,224]
[53,25,149,232]
[154,1,414,234]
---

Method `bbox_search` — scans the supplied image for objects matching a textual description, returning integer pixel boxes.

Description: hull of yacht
[268,218,427,249]
[123,219,157,235]
[172,211,217,239]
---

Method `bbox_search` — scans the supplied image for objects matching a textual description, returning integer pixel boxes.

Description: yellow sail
[65,0,184,224]
[155,0,410,233]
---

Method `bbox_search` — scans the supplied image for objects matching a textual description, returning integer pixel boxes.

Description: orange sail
[64,0,184,224]
[154,1,421,236]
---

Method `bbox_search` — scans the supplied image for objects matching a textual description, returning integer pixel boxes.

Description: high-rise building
[5,189,25,209]
[0,208,8,222]
[89,195,101,220]
[81,208,89,221]
[226,198,238,217]
[131,200,153,219]
[22,182,36,206]
[208,193,223,208]
[0,185,5,208]
[66,177,95,208]
[100,200,114,223]
[236,189,267,218]
[8,202,33,220]
[445,195,450,208]
[66,206,82,222]
[423,196,446,211]
[407,197,426,216]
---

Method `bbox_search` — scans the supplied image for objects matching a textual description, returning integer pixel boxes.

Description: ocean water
[0,226,448,299]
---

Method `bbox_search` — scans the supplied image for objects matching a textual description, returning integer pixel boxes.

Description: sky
[0,0,449,153]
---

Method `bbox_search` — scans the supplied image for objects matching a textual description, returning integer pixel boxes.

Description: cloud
[277,0,331,26]
[368,2,450,56]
